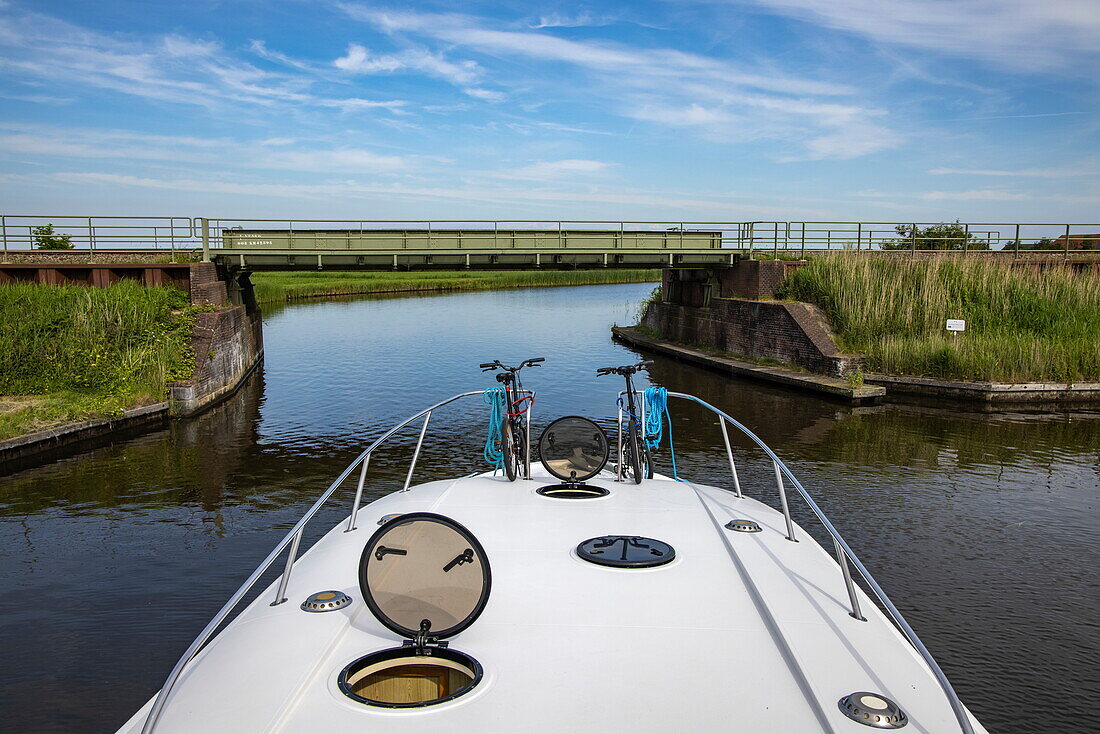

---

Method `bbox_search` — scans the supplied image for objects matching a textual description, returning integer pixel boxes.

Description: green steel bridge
[2,216,1098,269]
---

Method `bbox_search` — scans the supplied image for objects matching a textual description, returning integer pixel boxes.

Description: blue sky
[1,0,1098,222]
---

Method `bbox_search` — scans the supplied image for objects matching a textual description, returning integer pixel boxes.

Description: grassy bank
[0,282,198,440]
[250,269,660,303]
[779,255,1100,382]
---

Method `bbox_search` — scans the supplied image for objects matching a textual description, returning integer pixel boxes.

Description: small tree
[1018,237,1060,251]
[33,224,75,250]
[882,221,989,251]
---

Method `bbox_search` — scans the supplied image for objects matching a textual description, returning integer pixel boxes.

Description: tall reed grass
[779,255,1100,382]
[251,269,660,303]
[0,282,196,438]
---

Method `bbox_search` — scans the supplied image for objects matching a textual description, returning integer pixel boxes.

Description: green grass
[779,255,1100,382]
[250,269,661,303]
[0,282,198,440]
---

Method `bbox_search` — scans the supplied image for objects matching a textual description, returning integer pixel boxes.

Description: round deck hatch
[539,416,609,482]
[576,535,675,568]
[536,484,609,499]
[838,692,909,728]
[338,646,483,708]
[359,512,491,640]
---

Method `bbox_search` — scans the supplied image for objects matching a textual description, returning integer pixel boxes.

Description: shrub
[33,224,75,250]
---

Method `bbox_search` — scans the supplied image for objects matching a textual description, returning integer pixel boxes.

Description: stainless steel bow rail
[139,389,531,734]
[618,391,975,734]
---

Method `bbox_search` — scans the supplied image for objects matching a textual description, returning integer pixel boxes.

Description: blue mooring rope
[643,386,681,480]
[483,387,506,472]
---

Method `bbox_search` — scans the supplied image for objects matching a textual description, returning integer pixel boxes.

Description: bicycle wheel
[639,439,654,479]
[501,418,517,481]
[624,427,644,484]
[511,421,528,480]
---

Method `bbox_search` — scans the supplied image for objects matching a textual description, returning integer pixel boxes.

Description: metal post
[773,461,796,542]
[719,419,742,498]
[800,223,806,260]
[1064,223,1071,259]
[773,222,778,258]
[910,223,917,252]
[201,218,210,262]
[524,397,532,480]
[270,529,303,606]
[402,411,431,491]
[1,215,7,260]
[834,538,866,621]
[856,222,861,252]
[615,403,624,482]
[345,454,371,532]
[1014,223,1020,257]
[963,223,969,253]
[748,222,755,259]
[88,217,95,251]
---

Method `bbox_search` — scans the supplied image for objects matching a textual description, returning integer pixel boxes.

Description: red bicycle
[480,357,543,480]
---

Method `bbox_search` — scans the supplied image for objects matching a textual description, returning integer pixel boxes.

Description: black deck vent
[576,535,675,569]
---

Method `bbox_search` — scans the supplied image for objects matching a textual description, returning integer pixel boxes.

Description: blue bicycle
[596,361,653,483]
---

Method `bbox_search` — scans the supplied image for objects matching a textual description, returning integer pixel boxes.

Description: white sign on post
[946,319,966,332]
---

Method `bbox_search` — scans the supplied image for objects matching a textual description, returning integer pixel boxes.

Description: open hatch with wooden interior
[340,512,491,708]
[536,415,610,498]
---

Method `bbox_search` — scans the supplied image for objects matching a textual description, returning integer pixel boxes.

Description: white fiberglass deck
[118,466,986,734]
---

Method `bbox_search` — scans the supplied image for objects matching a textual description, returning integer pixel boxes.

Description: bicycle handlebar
[596,360,653,376]
[480,357,546,373]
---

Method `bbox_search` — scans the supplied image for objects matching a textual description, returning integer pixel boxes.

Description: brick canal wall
[168,263,263,416]
[646,260,861,377]
[642,299,860,377]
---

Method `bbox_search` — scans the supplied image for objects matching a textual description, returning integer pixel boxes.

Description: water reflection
[0,282,1096,733]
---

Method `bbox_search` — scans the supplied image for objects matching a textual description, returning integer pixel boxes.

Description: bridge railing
[3,215,1098,260]
[0,215,196,255]
[742,220,1100,257]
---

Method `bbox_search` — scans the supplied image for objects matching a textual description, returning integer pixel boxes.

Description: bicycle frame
[614,373,649,482]
[497,370,534,480]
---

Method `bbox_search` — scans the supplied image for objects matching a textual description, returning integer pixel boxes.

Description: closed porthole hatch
[338,647,483,708]
[576,535,675,568]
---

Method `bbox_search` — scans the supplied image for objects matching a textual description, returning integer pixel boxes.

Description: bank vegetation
[779,255,1100,383]
[0,282,197,440]
[251,269,660,303]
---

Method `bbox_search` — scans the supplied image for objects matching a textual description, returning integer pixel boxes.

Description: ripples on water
[1,283,1097,732]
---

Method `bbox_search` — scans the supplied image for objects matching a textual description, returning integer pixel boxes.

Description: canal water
[2,283,1097,732]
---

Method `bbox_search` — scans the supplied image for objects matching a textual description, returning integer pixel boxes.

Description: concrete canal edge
[864,373,1100,404]
[1,262,264,472]
[0,402,168,472]
[611,326,885,404]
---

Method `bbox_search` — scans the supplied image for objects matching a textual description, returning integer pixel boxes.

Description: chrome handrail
[140,388,530,734]
[656,391,974,734]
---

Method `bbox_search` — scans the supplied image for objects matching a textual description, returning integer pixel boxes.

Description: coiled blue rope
[483,387,506,472]
[643,386,681,480]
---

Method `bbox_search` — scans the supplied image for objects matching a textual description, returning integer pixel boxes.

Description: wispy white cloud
[929,167,1098,178]
[737,0,1100,71]
[463,87,505,102]
[0,8,405,114]
[339,4,853,97]
[0,124,411,173]
[920,189,1030,201]
[337,4,895,159]
[49,170,750,211]
[489,159,613,181]
[333,42,481,86]
[529,12,618,29]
